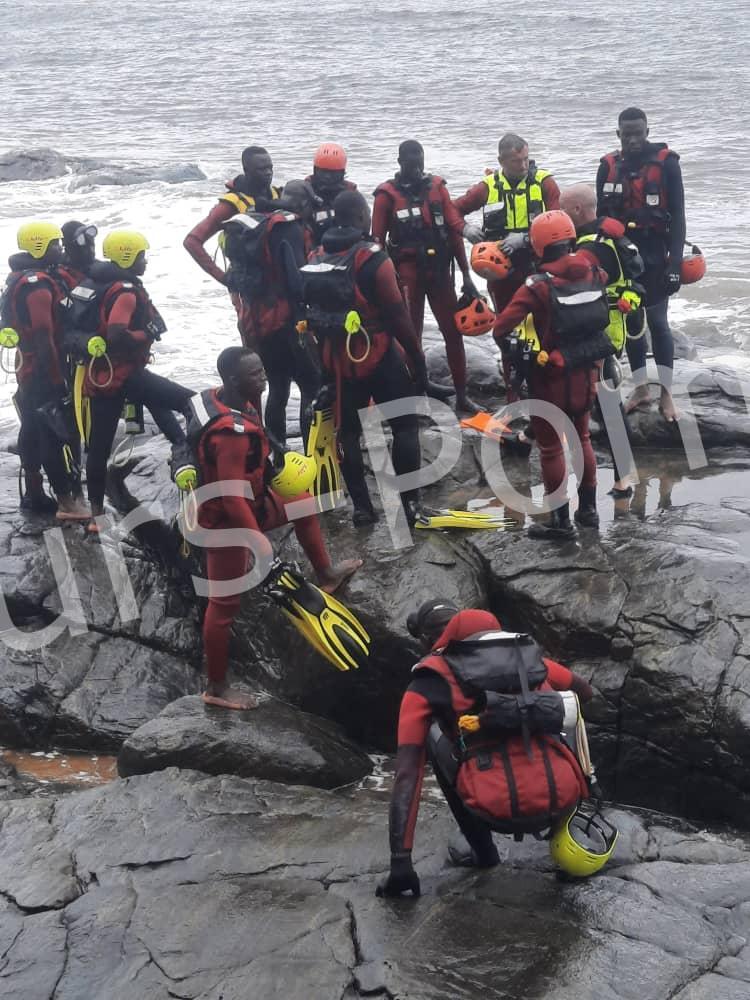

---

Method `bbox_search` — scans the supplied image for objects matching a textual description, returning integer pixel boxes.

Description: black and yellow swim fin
[305,407,343,512]
[265,560,370,672]
[413,507,517,531]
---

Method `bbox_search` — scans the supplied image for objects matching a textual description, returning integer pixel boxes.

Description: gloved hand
[617,289,642,313]
[461,278,481,301]
[665,270,681,296]
[463,222,485,245]
[501,233,529,256]
[569,672,594,703]
[376,853,421,897]
[588,777,604,802]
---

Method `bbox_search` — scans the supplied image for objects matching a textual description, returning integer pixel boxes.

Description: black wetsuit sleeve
[271,223,306,314]
[389,671,453,856]
[595,160,609,217]
[664,156,686,266]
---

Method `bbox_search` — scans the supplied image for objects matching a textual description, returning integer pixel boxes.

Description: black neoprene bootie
[574,486,600,529]
[528,502,576,541]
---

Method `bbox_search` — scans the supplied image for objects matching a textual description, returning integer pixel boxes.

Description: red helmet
[455,293,496,336]
[529,210,576,258]
[313,143,347,171]
[471,242,512,281]
[680,243,706,284]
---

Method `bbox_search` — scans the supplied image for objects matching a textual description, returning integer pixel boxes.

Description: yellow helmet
[17,221,63,259]
[549,806,618,878]
[102,230,150,269]
[270,451,316,498]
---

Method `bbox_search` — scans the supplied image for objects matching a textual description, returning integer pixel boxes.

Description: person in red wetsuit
[4,222,89,518]
[377,600,594,897]
[492,211,613,540]
[81,230,194,528]
[302,190,427,526]
[192,346,362,710]
[455,133,560,314]
[183,146,281,286]
[305,143,358,248]
[372,140,482,414]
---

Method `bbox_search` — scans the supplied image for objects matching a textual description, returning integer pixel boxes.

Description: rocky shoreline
[2,355,750,996]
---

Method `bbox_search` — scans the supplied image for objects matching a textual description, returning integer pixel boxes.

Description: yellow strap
[73,364,87,442]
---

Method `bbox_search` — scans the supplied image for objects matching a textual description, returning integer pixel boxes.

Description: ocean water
[0,0,747,439]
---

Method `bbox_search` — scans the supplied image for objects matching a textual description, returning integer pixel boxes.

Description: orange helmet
[529,210,576,259]
[680,243,706,284]
[455,293,496,336]
[471,242,512,281]
[313,143,347,171]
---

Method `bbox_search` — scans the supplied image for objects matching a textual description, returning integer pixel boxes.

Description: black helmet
[407,598,459,641]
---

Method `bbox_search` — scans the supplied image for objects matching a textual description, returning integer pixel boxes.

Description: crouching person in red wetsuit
[377,599,594,897]
[190,346,361,710]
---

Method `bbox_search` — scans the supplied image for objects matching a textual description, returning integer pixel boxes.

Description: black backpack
[223,211,297,303]
[301,244,360,335]
[546,275,610,343]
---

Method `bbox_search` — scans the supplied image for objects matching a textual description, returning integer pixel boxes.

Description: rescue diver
[183,145,280,286]
[455,133,560,313]
[302,189,427,527]
[492,211,612,539]
[3,222,89,518]
[219,179,321,445]
[191,346,361,710]
[377,599,594,897]
[306,143,357,247]
[372,140,482,414]
[596,108,686,422]
[80,230,194,528]
[560,183,645,498]
[60,220,98,286]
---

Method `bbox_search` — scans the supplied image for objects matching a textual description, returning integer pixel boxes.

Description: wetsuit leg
[254,490,330,574]
[428,742,497,862]
[15,383,44,485]
[257,333,293,446]
[338,377,374,512]
[17,379,74,497]
[124,368,194,444]
[204,546,247,684]
[291,334,321,444]
[425,275,467,395]
[86,395,124,509]
[397,260,427,343]
[368,344,421,506]
[645,298,674,388]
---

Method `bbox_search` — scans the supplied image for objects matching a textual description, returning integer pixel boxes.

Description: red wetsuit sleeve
[374,257,422,362]
[371,190,392,247]
[542,175,560,210]
[390,688,433,855]
[453,180,489,217]
[544,657,595,703]
[492,282,548,341]
[440,182,469,271]
[26,286,63,384]
[184,201,237,284]
[107,290,149,346]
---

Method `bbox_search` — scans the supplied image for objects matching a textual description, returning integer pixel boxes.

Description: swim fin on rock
[265,560,370,672]
[306,407,343,511]
[412,507,517,531]
[460,413,532,456]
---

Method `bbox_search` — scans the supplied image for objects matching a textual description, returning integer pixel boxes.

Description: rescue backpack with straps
[222,211,297,302]
[301,241,385,374]
[529,263,614,368]
[424,630,588,837]
[59,269,166,362]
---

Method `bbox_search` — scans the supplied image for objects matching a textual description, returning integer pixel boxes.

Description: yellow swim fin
[305,407,343,512]
[265,560,370,672]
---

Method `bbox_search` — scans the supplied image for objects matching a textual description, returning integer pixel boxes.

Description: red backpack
[421,631,589,836]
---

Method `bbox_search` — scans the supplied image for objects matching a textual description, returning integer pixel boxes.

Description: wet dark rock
[0,768,749,999]
[118,695,373,788]
[426,338,504,399]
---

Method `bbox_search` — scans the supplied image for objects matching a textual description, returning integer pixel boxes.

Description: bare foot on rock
[201,686,258,711]
[317,559,362,594]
